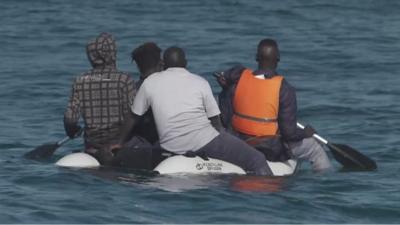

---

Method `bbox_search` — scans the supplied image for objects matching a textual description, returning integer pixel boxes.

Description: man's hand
[214,72,227,88]
[94,149,114,166]
[304,125,316,138]
[109,143,122,155]
[66,124,82,139]
[73,127,83,138]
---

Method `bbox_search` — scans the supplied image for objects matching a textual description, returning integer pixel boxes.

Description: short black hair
[257,38,280,62]
[257,38,278,50]
[163,46,187,68]
[131,42,162,74]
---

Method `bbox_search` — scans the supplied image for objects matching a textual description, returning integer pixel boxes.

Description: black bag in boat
[111,136,155,170]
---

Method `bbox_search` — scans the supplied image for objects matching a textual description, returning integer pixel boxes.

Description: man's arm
[119,75,138,143]
[202,79,222,116]
[209,115,223,132]
[116,80,151,146]
[278,79,308,142]
[64,81,81,138]
[125,76,137,112]
[215,65,246,89]
[201,78,225,132]
[215,65,245,128]
[117,111,142,145]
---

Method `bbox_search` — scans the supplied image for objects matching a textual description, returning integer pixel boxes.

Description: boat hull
[55,152,299,176]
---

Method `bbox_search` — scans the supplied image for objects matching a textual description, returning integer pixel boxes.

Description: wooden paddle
[297,122,377,171]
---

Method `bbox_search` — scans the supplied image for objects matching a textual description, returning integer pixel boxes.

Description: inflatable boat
[55,152,299,176]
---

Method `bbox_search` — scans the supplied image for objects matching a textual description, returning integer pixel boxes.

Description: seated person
[64,33,153,169]
[130,42,162,145]
[216,39,331,172]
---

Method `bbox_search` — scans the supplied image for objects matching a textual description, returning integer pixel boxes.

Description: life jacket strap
[234,111,277,123]
[244,134,277,144]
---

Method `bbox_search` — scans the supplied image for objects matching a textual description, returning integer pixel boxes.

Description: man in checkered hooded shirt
[64,32,137,164]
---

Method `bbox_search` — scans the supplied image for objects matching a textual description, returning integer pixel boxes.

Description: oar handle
[296,122,328,145]
[57,136,71,146]
[57,128,82,146]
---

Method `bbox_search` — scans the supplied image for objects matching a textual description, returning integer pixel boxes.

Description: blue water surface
[1,0,400,223]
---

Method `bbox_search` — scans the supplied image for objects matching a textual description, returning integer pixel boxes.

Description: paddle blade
[328,143,377,171]
[24,143,60,160]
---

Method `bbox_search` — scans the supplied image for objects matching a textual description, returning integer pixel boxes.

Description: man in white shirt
[119,47,272,175]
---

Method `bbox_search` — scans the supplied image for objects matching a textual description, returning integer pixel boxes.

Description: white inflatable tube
[55,152,100,168]
[154,155,246,175]
[55,153,298,176]
[154,155,298,176]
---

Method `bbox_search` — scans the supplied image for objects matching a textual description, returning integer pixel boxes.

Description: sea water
[1,0,399,223]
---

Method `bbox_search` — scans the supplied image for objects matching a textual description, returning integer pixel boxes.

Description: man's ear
[157,60,164,71]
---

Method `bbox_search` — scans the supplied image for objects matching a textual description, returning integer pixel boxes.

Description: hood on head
[86,32,117,67]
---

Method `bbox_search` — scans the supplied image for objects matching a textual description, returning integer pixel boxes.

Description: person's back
[216,38,332,172]
[64,32,135,152]
[140,67,219,153]
[130,42,162,145]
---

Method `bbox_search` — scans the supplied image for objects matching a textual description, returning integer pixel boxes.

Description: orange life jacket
[232,69,283,136]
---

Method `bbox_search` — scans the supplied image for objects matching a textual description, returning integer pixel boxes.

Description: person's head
[163,46,187,69]
[86,32,117,68]
[131,42,163,79]
[256,39,280,70]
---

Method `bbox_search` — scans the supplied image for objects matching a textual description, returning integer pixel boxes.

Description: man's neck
[142,68,160,79]
[254,66,277,78]
[258,64,276,71]
[93,63,116,70]
[166,66,186,70]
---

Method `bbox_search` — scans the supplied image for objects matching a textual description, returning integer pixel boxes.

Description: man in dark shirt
[130,42,162,145]
[216,38,331,172]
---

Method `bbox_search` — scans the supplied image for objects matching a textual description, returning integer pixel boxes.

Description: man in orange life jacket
[216,39,331,172]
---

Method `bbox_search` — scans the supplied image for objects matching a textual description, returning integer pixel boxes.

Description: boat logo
[196,163,204,170]
[195,162,223,171]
